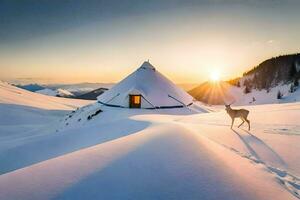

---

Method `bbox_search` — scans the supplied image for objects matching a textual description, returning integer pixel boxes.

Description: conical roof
[97,61,193,108]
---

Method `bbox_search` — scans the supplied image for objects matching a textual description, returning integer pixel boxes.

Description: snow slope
[0,118,296,200]
[0,81,93,158]
[229,83,300,106]
[0,81,299,200]
[0,81,91,110]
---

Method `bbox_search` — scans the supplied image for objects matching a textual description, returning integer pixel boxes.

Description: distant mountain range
[177,83,198,91]
[14,83,45,92]
[36,88,75,98]
[45,83,114,96]
[13,82,196,100]
[74,88,109,100]
[189,53,300,105]
[13,82,115,99]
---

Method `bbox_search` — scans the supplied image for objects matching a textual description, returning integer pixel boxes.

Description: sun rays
[210,70,220,82]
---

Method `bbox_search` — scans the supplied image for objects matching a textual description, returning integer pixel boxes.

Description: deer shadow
[232,129,286,167]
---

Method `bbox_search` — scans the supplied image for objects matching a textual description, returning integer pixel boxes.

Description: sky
[0,0,300,84]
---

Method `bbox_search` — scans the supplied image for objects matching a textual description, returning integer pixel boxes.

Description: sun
[210,70,220,82]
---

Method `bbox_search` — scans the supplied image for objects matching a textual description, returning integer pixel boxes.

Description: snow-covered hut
[97,61,193,109]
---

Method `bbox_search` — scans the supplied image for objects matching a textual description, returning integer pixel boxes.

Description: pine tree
[277,90,283,99]
[289,63,297,79]
[289,84,295,93]
[243,79,248,87]
[244,85,251,94]
[294,78,299,87]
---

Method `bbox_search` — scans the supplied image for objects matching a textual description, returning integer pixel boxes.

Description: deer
[225,103,250,131]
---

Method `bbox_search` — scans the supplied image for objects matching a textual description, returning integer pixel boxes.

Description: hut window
[133,96,140,104]
[129,95,141,108]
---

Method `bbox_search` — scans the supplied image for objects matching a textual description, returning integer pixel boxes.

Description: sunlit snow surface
[0,81,299,200]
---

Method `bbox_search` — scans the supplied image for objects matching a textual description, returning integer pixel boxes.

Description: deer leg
[243,117,250,131]
[246,119,250,131]
[231,118,234,129]
[238,118,245,128]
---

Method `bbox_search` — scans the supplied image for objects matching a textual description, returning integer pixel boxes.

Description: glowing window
[133,96,141,104]
[129,95,141,108]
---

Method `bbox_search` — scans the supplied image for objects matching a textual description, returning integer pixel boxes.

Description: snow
[36,88,74,97]
[227,83,300,106]
[0,81,94,163]
[35,88,57,96]
[0,81,92,110]
[0,81,299,200]
[98,61,193,108]
[45,82,115,95]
